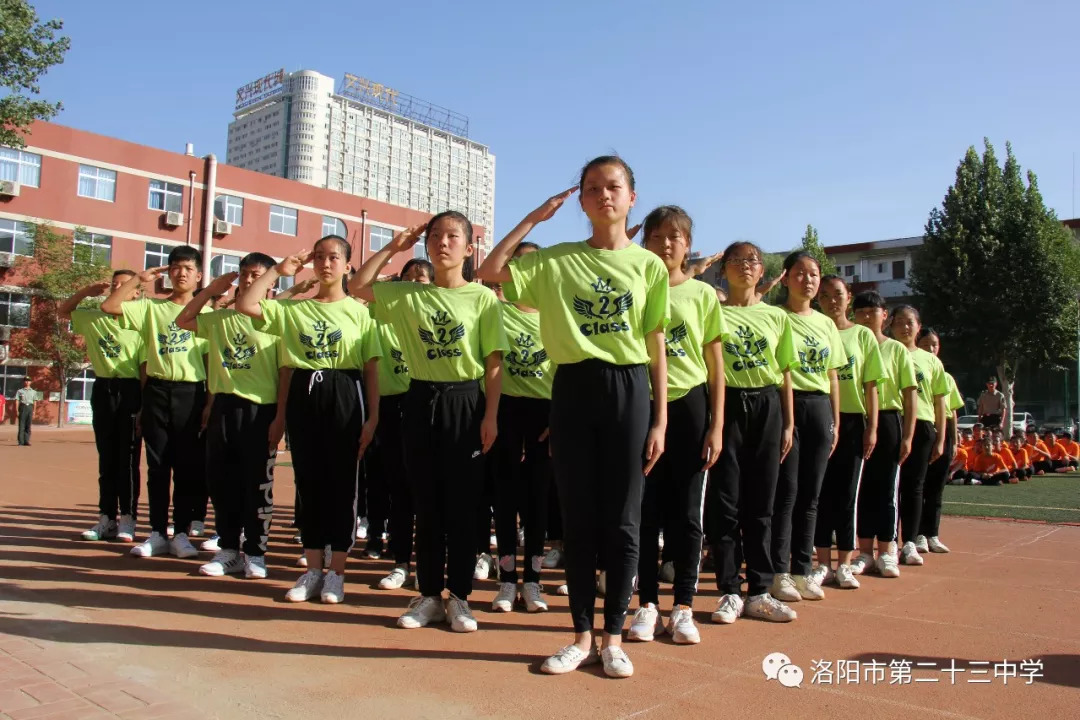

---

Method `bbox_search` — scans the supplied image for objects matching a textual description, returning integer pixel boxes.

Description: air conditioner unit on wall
[213,219,231,235]
[164,211,184,227]
[0,180,20,197]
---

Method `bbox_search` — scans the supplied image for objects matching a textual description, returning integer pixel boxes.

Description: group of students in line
[64,154,974,680]
[949,424,1080,485]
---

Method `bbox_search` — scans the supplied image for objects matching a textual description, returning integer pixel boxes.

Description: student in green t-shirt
[626,206,724,647]
[916,327,963,555]
[60,270,146,545]
[488,241,555,617]
[476,157,669,679]
[890,305,948,567]
[371,257,433,592]
[852,291,917,578]
[237,235,382,605]
[351,211,506,635]
[101,245,211,561]
[812,276,884,591]
[175,253,290,581]
[707,241,797,627]
[770,252,845,606]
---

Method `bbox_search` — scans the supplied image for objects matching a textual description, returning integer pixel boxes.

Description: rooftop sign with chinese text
[235,69,286,111]
[338,73,469,138]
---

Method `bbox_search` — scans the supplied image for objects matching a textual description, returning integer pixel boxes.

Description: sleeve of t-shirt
[931,356,949,397]
[827,323,846,371]
[70,309,92,337]
[861,331,886,385]
[504,247,544,307]
[775,313,798,371]
[371,282,411,324]
[119,298,148,333]
[479,291,509,358]
[135,335,147,364]
[701,290,723,345]
[896,347,918,390]
[947,375,964,411]
[641,258,670,334]
[357,306,384,363]
[195,310,221,339]
[254,299,285,335]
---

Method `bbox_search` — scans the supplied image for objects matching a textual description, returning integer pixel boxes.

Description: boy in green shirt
[60,270,146,543]
[102,245,210,560]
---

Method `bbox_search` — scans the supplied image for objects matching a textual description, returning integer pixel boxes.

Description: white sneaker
[398,596,446,628]
[541,547,563,569]
[446,594,478,633]
[877,550,901,578]
[914,534,929,553]
[793,574,825,601]
[540,644,599,675]
[130,531,168,557]
[658,560,675,584]
[556,583,569,596]
[810,564,830,587]
[116,515,136,542]
[356,517,368,540]
[200,535,220,552]
[167,524,175,538]
[849,553,873,575]
[285,571,323,602]
[199,549,243,576]
[745,593,797,622]
[492,582,517,612]
[597,570,607,596]
[474,553,493,581]
[379,566,409,590]
[296,553,308,568]
[770,573,801,602]
[244,555,267,579]
[522,582,548,612]
[601,646,634,678]
[321,570,345,604]
[835,564,860,589]
[189,521,205,538]
[169,533,198,559]
[628,604,662,642]
[81,515,117,541]
[711,594,744,624]
[928,536,950,553]
[900,541,925,566]
[668,606,700,644]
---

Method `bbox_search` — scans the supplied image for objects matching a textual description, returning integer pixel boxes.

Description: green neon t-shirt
[197,309,281,404]
[120,298,209,382]
[504,241,670,366]
[908,346,949,422]
[71,309,145,379]
[877,337,917,412]
[836,324,886,416]
[665,279,724,401]
[500,302,553,400]
[255,297,381,370]
[945,372,965,412]
[377,321,410,397]
[372,281,507,383]
[720,302,797,388]
[786,309,847,393]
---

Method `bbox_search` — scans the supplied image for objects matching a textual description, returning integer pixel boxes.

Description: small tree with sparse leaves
[0,0,70,148]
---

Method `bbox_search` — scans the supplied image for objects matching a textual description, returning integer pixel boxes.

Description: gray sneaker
[398,596,446,629]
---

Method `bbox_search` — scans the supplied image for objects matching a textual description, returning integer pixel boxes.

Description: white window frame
[322,215,346,238]
[0,219,34,257]
[370,226,393,251]
[66,368,96,401]
[77,165,116,202]
[269,205,297,235]
[275,275,295,293]
[0,365,27,398]
[73,231,112,265]
[214,194,244,226]
[0,291,32,328]
[210,253,241,277]
[144,242,169,270]
[0,148,41,187]
[148,179,184,213]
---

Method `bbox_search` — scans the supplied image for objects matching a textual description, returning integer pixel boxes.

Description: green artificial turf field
[942,473,1080,523]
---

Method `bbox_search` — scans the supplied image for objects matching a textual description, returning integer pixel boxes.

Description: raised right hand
[525,187,578,224]
[86,281,112,296]
[388,224,426,253]
[138,266,168,283]
[206,272,239,295]
[276,250,312,277]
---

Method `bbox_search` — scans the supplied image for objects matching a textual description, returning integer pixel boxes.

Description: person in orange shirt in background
[1042,430,1075,473]
[949,438,970,485]
[993,433,1020,484]
[960,429,974,450]
[1058,432,1080,469]
[1009,436,1032,480]
[1024,428,1052,475]
[970,424,985,449]
[970,438,1010,486]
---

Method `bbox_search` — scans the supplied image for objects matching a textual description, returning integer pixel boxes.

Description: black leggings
[773,392,834,576]
[551,360,649,636]
[142,378,206,536]
[287,368,364,553]
[404,379,485,600]
[899,419,936,544]
[708,385,783,597]
[858,410,901,543]
[495,394,551,584]
[920,420,955,538]
[638,384,708,608]
[816,412,865,553]
[90,378,143,521]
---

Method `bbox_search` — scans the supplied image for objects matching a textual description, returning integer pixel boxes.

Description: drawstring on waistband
[308,370,324,394]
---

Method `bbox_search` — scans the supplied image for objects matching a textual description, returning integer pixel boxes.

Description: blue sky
[28,0,1080,255]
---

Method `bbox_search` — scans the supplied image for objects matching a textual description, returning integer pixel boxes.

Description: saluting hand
[525,187,578,224]
[138,266,168,284]
[206,272,238,296]
[277,250,312,277]
[388,224,426,253]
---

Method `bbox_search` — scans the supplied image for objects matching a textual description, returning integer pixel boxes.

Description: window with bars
[0,148,41,187]
[270,205,297,235]
[73,232,112,264]
[0,292,31,327]
[0,219,33,256]
[148,179,183,212]
[77,165,116,201]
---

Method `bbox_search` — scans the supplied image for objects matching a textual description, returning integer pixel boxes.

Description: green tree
[0,0,70,148]
[798,224,838,276]
[16,222,110,426]
[909,139,1080,435]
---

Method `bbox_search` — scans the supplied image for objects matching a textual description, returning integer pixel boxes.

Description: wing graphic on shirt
[327,329,343,346]
[299,332,315,348]
[611,290,634,316]
[530,349,548,366]
[418,328,437,346]
[448,324,465,344]
[668,322,688,344]
[573,296,597,319]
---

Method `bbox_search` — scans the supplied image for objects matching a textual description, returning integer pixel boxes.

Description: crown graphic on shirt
[516,333,534,348]
[804,335,819,348]
[431,310,451,326]
[231,332,247,346]
[312,320,330,333]
[734,325,754,340]
[590,277,615,294]
[168,322,182,333]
